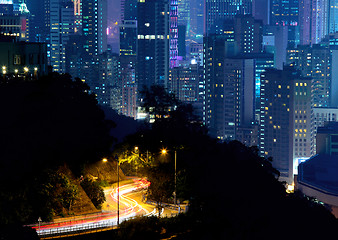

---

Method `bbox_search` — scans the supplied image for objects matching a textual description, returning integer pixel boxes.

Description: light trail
[28,178,152,236]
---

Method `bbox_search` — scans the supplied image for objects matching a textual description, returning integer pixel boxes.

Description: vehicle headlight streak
[30,178,151,236]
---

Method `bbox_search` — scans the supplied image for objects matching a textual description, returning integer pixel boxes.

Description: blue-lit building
[270,0,299,47]
[120,0,137,56]
[260,67,313,184]
[204,0,252,35]
[203,34,260,141]
[49,0,74,73]
[136,0,169,89]
[287,43,331,107]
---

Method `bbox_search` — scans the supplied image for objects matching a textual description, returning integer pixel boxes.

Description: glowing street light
[102,158,108,162]
[161,148,177,206]
[115,155,120,226]
[24,67,29,72]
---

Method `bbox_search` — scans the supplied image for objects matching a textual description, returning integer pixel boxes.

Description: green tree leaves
[37,170,79,219]
[80,178,106,210]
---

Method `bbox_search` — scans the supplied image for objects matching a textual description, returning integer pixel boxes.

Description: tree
[0,73,115,181]
[139,85,179,123]
[36,169,79,219]
[145,163,174,216]
[80,178,106,209]
[0,73,114,224]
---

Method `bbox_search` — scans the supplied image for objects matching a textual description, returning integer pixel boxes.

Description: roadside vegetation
[0,76,337,239]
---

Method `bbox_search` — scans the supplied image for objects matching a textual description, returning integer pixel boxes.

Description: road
[30,177,161,237]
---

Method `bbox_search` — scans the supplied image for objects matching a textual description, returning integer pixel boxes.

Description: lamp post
[174,150,177,206]
[115,155,120,226]
[103,157,119,225]
[161,148,177,206]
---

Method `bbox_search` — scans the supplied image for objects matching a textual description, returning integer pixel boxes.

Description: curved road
[30,178,157,236]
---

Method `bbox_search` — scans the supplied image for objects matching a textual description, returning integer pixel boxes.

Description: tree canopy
[0,73,115,224]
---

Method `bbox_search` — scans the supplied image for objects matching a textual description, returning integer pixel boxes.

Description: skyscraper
[233,15,263,54]
[204,0,252,35]
[270,0,299,47]
[189,0,203,42]
[260,67,313,184]
[299,0,329,45]
[136,0,169,89]
[82,0,107,57]
[49,0,74,73]
[203,34,258,140]
[287,43,331,107]
[120,0,137,56]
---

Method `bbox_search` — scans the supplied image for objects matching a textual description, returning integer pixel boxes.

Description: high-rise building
[73,0,81,33]
[233,15,263,54]
[325,33,338,107]
[168,63,201,103]
[136,0,169,90]
[270,0,299,47]
[203,34,257,140]
[120,55,137,118]
[299,0,329,45]
[26,0,47,42]
[252,0,269,25]
[49,0,74,73]
[204,0,252,35]
[189,0,203,42]
[260,67,313,184]
[169,0,178,68]
[95,51,117,106]
[263,25,289,70]
[328,0,338,34]
[120,0,137,56]
[120,20,137,56]
[82,0,107,57]
[287,43,331,107]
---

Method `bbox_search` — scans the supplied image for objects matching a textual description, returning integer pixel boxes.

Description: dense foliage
[0,73,114,224]
[113,85,338,239]
[80,178,106,209]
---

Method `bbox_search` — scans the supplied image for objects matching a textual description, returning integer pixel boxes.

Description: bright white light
[0,0,12,4]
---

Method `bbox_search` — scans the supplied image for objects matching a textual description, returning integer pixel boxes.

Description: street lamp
[174,150,177,206]
[161,148,177,206]
[115,155,120,226]
[2,66,6,76]
[104,156,120,226]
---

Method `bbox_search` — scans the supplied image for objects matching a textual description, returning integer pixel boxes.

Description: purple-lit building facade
[169,0,178,68]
